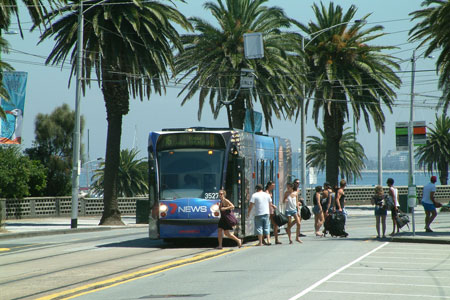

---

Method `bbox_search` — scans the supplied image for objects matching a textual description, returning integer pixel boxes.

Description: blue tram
[148,127,292,240]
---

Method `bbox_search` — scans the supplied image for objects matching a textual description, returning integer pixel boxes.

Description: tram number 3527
[204,192,219,200]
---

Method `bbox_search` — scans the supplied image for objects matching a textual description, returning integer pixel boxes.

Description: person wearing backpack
[387,178,400,236]
[371,185,387,238]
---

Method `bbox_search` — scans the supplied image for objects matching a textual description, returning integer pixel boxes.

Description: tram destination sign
[395,121,427,151]
[158,133,225,150]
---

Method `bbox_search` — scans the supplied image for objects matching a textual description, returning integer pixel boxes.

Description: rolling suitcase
[324,212,348,237]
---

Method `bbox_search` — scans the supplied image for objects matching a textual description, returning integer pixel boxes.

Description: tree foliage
[415,114,450,185]
[34,0,191,225]
[409,0,450,112]
[91,149,148,197]
[175,0,299,130]
[25,104,84,196]
[291,2,401,186]
[0,146,46,198]
[306,127,367,182]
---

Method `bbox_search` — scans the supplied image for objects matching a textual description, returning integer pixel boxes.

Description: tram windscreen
[157,149,225,200]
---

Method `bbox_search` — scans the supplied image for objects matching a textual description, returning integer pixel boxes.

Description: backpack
[384,195,395,210]
[300,205,311,220]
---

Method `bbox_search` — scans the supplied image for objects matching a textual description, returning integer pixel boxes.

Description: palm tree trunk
[324,101,345,187]
[438,159,449,185]
[231,93,246,129]
[99,70,129,225]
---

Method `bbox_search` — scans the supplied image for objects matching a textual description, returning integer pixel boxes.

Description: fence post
[79,198,86,216]
[0,199,5,225]
[30,199,36,218]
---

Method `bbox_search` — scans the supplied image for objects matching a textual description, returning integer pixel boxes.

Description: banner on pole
[0,71,27,144]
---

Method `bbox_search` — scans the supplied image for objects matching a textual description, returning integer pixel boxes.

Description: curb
[0,225,142,241]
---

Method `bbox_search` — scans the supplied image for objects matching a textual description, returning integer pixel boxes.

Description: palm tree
[306,127,366,182]
[34,0,191,225]
[174,0,299,130]
[415,114,450,185]
[291,3,401,187]
[91,149,148,197]
[0,0,58,32]
[409,0,450,112]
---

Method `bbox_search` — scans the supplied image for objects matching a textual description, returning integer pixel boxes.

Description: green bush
[0,146,47,199]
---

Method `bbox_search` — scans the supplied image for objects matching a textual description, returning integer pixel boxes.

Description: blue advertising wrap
[159,198,220,238]
[0,71,28,144]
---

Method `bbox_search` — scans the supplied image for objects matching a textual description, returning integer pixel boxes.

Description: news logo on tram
[148,127,292,240]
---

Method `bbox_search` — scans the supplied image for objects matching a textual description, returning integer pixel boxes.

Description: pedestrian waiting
[422,176,441,232]
[371,185,387,239]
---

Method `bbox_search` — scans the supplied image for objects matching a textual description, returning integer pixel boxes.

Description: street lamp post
[71,0,108,228]
[300,20,364,204]
[408,49,417,236]
[70,0,84,229]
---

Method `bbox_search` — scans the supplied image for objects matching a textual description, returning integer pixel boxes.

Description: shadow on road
[96,237,238,249]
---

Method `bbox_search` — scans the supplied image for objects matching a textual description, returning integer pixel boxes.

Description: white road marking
[327,280,450,289]
[287,242,389,300]
[312,290,450,298]
[341,272,450,279]
[361,260,450,265]
[369,256,450,261]
[350,266,449,271]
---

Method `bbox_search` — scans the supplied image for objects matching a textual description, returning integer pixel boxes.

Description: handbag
[273,208,288,226]
[224,210,238,227]
[301,205,311,220]
[395,211,410,229]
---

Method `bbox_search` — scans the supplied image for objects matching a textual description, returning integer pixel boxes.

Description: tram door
[225,155,246,236]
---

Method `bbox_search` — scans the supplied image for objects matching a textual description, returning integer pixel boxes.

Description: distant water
[80,170,436,188]
[312,171,434,187]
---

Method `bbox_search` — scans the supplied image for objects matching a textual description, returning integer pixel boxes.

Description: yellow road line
[0,248,10,252]
[36,247,246,300]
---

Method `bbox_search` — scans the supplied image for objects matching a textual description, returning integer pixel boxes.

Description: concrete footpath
[1,206,449,244]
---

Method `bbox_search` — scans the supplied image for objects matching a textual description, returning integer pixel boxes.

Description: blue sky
[4,0,443,162]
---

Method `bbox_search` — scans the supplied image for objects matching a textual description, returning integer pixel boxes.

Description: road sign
[395,121,427,151]
[240,69,254,88]
[243,33,264,59]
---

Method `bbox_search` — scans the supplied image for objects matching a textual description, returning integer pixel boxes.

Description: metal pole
[71,1,84,229]
[378,127,382,186]
[353,111,357,184]
[301,38,307,204]
[408,50,416,236]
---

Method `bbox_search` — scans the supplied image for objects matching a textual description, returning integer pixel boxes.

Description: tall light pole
[408,49,417,236]
[71,0,108,228]
[71,0,84,229]
[300,20,364,203]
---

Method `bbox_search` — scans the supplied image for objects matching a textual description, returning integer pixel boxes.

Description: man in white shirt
[248,184,274,246]
[387,178,399,235]
[422,176,439,232]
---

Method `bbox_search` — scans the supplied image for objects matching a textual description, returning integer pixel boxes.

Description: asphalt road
[1,213,450,300]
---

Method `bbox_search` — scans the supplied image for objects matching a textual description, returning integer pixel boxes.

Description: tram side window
[225,156,239,207]
[260,160,265,185]
[270,160,274,181]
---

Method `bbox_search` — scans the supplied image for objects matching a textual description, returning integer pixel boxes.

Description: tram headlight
[210,204,220,217]
[160,204,168,218]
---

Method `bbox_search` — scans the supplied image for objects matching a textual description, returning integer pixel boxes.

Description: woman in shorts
[283,182,302,244]
[371,185,387,238]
